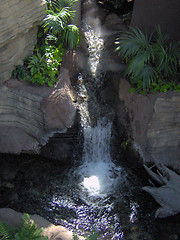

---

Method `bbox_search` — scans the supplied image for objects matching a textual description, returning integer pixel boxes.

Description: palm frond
[63,24,80,49]
[15,214,48,240]
[58,7,73,23]
[42,12,62,35]
[126,52,153,78]
[115,27,151,58]
[139,65,157,89]
[42,7,72,36]
[53,0,78,10]
[153,25,169,46]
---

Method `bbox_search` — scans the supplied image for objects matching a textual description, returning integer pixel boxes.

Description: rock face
[0,68,76,156]
[0,0,47,83]
[0,86,44,153]
[147,97,180,166]
[118,79,180,169]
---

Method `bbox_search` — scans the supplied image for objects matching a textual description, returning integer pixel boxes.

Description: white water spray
[78,118,120,195]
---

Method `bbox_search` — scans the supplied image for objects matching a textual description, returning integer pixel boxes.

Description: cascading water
[80,119,117,194]
[75,18,121,195]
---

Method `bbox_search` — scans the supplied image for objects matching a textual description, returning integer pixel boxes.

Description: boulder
[147,96,180,167]
[0,0,46,83]
[42,68,76,131]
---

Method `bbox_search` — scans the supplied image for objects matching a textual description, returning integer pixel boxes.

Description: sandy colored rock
[0,0,46,82]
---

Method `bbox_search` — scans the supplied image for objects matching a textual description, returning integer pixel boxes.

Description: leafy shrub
[12,44,66,87]
[115,26,180,94]
[0,213,48,240]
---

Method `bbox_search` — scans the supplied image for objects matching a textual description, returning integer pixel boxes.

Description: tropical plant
[115,26,180,93]
[0,213,48,240]
[24,44,66,87]
[12,43,66,87]
[11,0,80,87]
[42,0,80,49]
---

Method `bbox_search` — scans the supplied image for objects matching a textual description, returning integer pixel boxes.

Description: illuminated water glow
[83,175,100,193]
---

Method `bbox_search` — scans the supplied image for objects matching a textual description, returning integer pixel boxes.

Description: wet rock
[103,13,125,31]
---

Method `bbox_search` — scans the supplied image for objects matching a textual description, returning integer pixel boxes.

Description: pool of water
[0,153,180,240]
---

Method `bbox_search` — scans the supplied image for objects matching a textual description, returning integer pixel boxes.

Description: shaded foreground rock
[0,208,84,240]
[143,164,180,218]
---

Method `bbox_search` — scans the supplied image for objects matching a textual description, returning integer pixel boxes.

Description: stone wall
[0,0,47,83]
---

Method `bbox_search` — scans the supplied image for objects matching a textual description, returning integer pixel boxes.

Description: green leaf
[63,24,80,49]
[115,27,151,59]
[128,88,135,93]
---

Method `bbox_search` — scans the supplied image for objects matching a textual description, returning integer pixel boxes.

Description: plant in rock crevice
[115,25,180,94]
[12,43,66,87]
[11,0,80,87]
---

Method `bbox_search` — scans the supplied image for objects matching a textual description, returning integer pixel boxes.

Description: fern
[0,222,16,239]
[0,214,48,240]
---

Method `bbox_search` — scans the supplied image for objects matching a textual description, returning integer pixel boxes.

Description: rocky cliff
[0,0,77,157]
[0,0,46,83]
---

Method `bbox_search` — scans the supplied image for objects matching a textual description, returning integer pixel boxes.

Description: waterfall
[79,119,117,194]
[76,16,120,195]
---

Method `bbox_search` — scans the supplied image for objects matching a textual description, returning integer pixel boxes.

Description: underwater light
[83,176,100,192]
